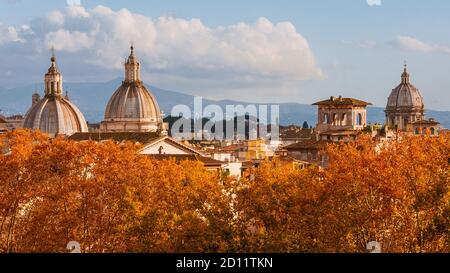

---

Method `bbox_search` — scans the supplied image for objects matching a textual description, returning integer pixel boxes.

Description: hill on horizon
[0,79,449,129]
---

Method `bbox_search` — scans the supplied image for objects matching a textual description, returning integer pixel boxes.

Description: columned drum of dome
[100,46,163,133]
[385,65,425,131]
[23,52,88,137]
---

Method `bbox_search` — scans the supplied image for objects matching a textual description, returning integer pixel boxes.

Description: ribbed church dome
[104,81,161,122]
[23,52,88,136]
[23,96,88,136]
[101,46,162,133]
[386,66,424,111]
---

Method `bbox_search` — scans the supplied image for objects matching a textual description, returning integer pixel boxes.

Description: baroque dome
[101,46,162,133]
[23,96,88,136]
[23,52,88,136]
[386,66,424,111]
[104,81,161,122]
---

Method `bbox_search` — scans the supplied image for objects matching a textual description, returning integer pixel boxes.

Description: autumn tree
[0,129,235,253]
[233,133,449,253]
[1,129,448,253]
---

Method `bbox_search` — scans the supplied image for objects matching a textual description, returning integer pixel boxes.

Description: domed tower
[23,51,88,137]
[385,65,425,131]
[100,46,163,133]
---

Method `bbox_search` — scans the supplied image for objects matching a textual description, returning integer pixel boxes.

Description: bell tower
[44,48,63,97]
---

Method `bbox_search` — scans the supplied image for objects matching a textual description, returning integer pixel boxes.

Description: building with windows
[313,96,372,141]
[408,118,441,136]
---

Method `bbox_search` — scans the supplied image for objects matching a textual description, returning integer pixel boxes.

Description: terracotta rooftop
[268,155,312,165]
[284,140,329,150]
[148,154,224,167]
[280,128,315,139]
[313,96,372,107]
[218,144,242,152]
[69,132,160,144]
[410,119,440,125]
[319,129,360,136]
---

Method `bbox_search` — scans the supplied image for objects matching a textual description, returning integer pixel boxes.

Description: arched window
[430,127,435,135]
[356,113,362,126]
[332,114,338,125]
[324,114,329,124]
[415,127,420,135]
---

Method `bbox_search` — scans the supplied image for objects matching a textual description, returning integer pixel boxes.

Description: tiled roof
[410,119,440,125]
[319,130,359,136]
[268,155,312,165]
[280,128,315,139]
[313,97,372,107]
[148,154,224,166]
[69,132,160,144]
[284,140,329,150]
[218,144,242,152]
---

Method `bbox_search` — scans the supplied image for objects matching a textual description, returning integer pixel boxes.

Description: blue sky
[0,0,450,110]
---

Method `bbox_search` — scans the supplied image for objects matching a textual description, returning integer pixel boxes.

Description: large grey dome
[23,53,88,137]
[23,96,88,136]
[101,46,162,133]
[385,65,425,131]
[104,82,161,122]
[386,67,424,111]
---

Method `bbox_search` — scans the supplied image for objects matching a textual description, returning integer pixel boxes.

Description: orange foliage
[0,129,448,253]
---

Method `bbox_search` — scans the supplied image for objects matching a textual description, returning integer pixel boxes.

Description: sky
[0,0,450,111]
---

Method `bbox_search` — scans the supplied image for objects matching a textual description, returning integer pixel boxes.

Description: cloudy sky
[0,0,449,110]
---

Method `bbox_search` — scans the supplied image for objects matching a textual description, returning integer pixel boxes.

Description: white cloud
[0,4,323,94]
[393,35,450,54]
[47,10,65,26]
[0,23,23,45]
[366,0,382,6]
[45,29,93,52]
[66,4,90,18]
[359,40,377,49]
[67,0,81,6]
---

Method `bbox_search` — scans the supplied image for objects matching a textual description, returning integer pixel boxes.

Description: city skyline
[0,0,450,111]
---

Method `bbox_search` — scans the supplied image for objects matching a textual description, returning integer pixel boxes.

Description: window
[332,114,338,125]
[430,128,435,135]
[404,118,409,128]
[356,113,362,126]
[415,128,420,135]
[324,113,329,124]
[342,114,347,126]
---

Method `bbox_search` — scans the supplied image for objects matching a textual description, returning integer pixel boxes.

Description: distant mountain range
[0,78,449,129]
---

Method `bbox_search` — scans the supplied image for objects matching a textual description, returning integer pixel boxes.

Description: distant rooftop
[410,118,440,125]
[313,96,372,107]
[69,132,160,144]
